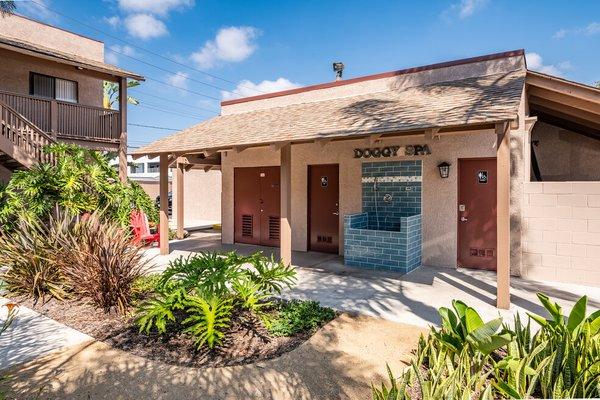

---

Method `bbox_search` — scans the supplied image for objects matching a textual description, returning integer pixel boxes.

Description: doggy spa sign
[353,144,431,159]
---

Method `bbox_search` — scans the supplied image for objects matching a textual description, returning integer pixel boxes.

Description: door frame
[456,157,497,269]
[307,163,340,253]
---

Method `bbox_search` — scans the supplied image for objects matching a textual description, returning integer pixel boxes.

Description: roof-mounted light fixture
[333,62,344,81]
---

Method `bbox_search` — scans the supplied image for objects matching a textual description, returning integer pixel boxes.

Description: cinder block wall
[522,182,600,286]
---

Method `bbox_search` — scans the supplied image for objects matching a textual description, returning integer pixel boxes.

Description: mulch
[12,296,312,368]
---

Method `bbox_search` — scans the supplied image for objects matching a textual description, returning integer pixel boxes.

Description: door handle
[460,216,468,222]
[333,212,339,216]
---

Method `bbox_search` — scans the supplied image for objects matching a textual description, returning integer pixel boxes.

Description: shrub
[0,143,157,231]
[269,300,336,336]
[131,274,163,301]
[58,212,148,314]
[0,216,69,302]
[135,251,298,349]
[372,293,600,399]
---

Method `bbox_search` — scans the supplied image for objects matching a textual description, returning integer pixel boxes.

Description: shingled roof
[0,34,144,81]
[133,69,525,156]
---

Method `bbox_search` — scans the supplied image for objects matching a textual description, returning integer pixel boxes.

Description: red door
[308,164,339,253]
[259,167,280,247]
[457,158,497,270]
[234,167,280,247]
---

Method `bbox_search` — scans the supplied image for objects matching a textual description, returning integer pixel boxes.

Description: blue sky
[15,0,600,149]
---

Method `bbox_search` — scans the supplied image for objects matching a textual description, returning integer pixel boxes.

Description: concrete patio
[145,230,600,328]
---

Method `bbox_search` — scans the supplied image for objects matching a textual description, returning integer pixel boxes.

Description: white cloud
[124,13,168,40]
[104,15,121,29]
[105,45,136,64]
[191,26,259,69]
[222,78,301,101]
[553,29,567,39]
[118,0,194,16]
[16,0,56,22]
[443,0,488,20]
[554,21,600,39]
[583,22,600,35]
[167,72,189,90]
[526,52,570,76]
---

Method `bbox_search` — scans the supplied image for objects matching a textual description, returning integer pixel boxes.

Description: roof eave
[131,118,516,158]
[0,41,145,81]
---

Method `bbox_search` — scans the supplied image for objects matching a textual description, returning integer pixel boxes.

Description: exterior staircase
[0,98,55,171]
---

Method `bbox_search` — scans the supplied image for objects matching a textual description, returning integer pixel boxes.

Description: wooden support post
[496,122,510,309]
[118,77,128,183]
[159,153,170,255]
[176,163,185,240]
[280,143,292,266]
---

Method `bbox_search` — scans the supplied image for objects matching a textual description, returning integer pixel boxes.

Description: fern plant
[135,251,298,349]
[159,252,243,295]
[136,288,187,334]
[183,294,234,349]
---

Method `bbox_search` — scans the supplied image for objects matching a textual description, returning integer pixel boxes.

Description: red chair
[130,210,160,246]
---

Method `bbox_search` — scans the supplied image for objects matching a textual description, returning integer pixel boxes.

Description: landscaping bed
[14,297,317,368]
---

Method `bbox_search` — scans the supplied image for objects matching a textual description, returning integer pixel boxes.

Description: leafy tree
[0,1,16,17]
[103,80,140,109]
[0,143,158,230]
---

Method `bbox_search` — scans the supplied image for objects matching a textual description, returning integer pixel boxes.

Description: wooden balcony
[0,90,120,143]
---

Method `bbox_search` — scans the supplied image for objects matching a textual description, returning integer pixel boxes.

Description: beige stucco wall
[222,55,525,115]
[0,14,104,61]
[531,122,600,181]
[174,169,222,225]
[0,49,103,107]
[221,130,499,268]
[136,180,171,202]
[522,182,600,286]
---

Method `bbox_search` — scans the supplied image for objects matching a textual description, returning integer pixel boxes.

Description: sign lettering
[353,145,431,159]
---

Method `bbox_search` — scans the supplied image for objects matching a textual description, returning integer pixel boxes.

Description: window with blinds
[30,72,78,103]
[55,78,78,103]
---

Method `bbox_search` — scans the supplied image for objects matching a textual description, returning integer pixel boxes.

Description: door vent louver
[268,216,280,240]
[241,215,253,237]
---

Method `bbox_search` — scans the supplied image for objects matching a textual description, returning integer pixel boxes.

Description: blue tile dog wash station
[344,160,422,273]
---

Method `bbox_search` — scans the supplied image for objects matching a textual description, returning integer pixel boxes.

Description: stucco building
[0,14,142,182]
[133,50,600,308]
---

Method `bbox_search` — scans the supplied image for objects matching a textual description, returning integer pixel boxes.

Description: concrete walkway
[2,314,426,400]
[0,298,92,370]
[144,231,600,327]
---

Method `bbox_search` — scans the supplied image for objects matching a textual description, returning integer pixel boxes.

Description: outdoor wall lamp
[437,162,451,179]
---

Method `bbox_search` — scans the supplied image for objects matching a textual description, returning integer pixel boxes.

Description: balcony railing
[0,90,120,142]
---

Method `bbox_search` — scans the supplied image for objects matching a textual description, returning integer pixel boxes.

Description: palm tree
[103,80,141,109]
[0,1,16,17]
